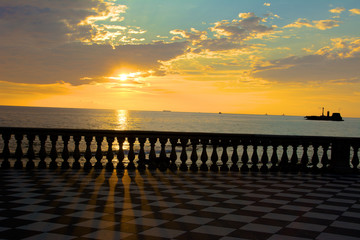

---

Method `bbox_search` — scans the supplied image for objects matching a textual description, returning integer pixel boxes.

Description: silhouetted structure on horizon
[305,108,343,121]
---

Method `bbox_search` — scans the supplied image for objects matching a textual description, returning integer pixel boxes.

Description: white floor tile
[18,222,65,232]
[192,225,236,236]
[140,227,185,238]
[82,230,132,240]
[241,223,281,233]
[219,214,257,223]
[287,222,327,232]
[174,215,213,224]
[126,217,168,226]
[75,219,117,228]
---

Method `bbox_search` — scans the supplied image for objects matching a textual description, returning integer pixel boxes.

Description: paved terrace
[1,169,360,240]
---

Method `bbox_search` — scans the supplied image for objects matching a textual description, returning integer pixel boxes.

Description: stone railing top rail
[1,127,360,141]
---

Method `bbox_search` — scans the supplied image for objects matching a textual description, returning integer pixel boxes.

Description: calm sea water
[0,106,359,137]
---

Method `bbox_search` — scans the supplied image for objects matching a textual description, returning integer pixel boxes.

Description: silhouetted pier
[0,127,359,173]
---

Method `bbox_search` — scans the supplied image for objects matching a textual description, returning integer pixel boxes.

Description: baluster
[290,145,299,172]
[300,144,309,172]
[105,136,115,170]
[260,144,269,173]
[179,138,188,171]
[190,138,199,172]
[351,145,359,172]
[84,135,93,170]
[279,144,289,172]
[148,137,157,170]
[230,140,239,172]
[61,135,70,169]
[220,139,229,171]
[1,132,11,169]
[320,144,329,171]
[159,137,169,172]
[311,144,319,173]
[270,144,279,172]
[25,134,35,169]
[169,138,178,171]
[94,136,104,169]
[13,133,24,169]
[72,135,81,169]
[137,137,146,172]
[49,135,58,169]
[240,142,249,172]
[250,144,259,172]
[210,139,219,172]
[116,137,125,171]
[200,139,209,171]
[38,134,47,169]
[127,137,136,170]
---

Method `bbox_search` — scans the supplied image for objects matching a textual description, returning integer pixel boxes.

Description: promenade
[1,169,360,240]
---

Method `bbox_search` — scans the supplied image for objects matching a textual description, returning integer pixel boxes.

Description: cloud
[329,7,346,14]
[0,0,147,48]
[170,28,208,44]
[349,8,360,15]
[253,38,360,83]
[0,0,117,47]
[168,12,275,55]
[0,0,188,86]
[283,18,313,28]
[284,18,340,30]
[315,38,360,59]
[0,80,72,106]
[313,19,341,30]
[0,41,187,85]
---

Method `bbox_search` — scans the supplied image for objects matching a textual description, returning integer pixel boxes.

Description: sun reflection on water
[114,110,130,152]
[116,109,128,130]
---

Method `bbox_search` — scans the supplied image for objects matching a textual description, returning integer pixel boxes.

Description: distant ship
[305,108,343,121]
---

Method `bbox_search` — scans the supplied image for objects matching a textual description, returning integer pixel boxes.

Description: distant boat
[305,108,343,121]
[163,110,171,112]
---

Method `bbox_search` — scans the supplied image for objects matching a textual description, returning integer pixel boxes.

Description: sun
[107,73,129,82]
[107,71,147,85]
[119,74,128,81]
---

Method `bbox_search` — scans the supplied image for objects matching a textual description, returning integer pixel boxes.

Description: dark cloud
[0,1,187,85]
[197,38,248,51]
[253,52,360,83]
[0,41,187,85]
[171,13,274,53]
[0,1,104,47]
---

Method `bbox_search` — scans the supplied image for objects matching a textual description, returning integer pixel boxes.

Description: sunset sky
[1,0,360,117]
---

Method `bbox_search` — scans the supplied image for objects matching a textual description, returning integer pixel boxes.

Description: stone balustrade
[0,127,359,174]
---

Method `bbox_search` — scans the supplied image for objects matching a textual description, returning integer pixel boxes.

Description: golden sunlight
[113,109,129,152]
[108,71,143,83]
[119,74,128,81]
[117,109,128,130]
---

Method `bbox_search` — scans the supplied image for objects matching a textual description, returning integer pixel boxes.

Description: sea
[0,105,359,137]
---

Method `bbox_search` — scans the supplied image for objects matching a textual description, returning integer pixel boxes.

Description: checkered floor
[1,169,360,240]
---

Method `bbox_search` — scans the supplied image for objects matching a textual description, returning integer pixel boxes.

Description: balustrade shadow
[1,127,359,174]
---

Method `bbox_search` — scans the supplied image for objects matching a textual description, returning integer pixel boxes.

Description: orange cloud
[329,7,346,14]
[349,8,360,15]
[284,18,340,30]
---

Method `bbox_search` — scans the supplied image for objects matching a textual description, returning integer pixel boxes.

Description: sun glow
[117,109,128,129]
[108,71,143,82]
[119,74,128,81]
